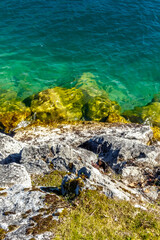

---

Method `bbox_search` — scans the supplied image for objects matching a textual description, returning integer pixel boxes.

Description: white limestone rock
[0,132,25,164]
[0,163,31,188]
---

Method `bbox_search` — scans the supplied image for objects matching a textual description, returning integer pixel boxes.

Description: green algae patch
[24,73,126,124]
[84,95,120,121]
[107,112,129,124]
[0,73,129,130]
[0,228,7,240]
[29,87,84,122]
[123,102,160,127]
[76,73,123,122]
[32,171,67,188]
[152,126,160,141]
[53,190,160,240]
[0,90,31,132]
[75,72,108,98]
[0,93,31,132]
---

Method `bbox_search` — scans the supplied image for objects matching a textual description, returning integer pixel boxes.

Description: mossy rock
[123,102,160,127]
[84,96,121,121]
[107,112,129,124]
[75,72,108,98]
[76,73,122,121]
[0,97,31,133]
[30,87,84,122]
[62,177,84,200]
[0,228,7,239]
[152,126,160,141]
[23,73,124,124]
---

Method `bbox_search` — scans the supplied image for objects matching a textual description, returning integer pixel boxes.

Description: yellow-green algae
[28,73,124,123]
[76,73,123,121]
[0,73,130,132]
[0,90,30,132]
[0,228,7,239]
[123,92,160,127]
[123,102,160,127]
[152,126,160,141]
[30,87,84,122]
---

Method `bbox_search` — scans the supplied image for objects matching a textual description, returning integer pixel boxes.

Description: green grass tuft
[53,190,160,240]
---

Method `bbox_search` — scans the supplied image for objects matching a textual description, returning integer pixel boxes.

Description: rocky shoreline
[0,122,160,239]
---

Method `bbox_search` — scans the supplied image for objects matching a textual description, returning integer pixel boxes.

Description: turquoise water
[0,0,160,110]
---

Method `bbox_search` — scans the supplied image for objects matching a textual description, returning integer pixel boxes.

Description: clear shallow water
[0,0,160,110]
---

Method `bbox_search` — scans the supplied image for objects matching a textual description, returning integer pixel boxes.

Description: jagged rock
[80,125,160,192]
[50,144,97,173]
[0,185,46,240]
[0,133,24,164]
[80,134,160,170]
[0,163,31,188]
[20,145,52,174]
[102,124,153,144]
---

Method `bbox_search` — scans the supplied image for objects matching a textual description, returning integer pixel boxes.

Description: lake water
[0,0,160,110]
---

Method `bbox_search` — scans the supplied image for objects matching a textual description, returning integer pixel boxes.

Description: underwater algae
[0,73,160,134]
[0,73,125,132]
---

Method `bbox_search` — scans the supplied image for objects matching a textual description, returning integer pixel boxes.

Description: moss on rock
[0,91,31,132]
[76,72,123,122]
[0,228,7,239]
[152,126,160,141]
[0,73,128,129]
[30,87,84,122]
[123,102,160,127]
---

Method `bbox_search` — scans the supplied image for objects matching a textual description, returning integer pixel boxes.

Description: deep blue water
[0,0,160,110]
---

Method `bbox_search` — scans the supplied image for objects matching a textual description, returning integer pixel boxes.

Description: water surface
[0,0,160,110]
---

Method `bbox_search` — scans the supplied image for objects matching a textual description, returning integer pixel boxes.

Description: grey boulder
[20,145,52,174]
[0,163,31,188]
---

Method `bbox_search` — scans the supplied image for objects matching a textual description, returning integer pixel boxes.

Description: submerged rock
[123,101,160,127]
[30,87,84,122]
[0,91,31,132]
[22,73,125,124]
[76,72,123,121]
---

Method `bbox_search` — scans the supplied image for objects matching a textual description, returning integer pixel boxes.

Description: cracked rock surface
[0,123,160,239]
